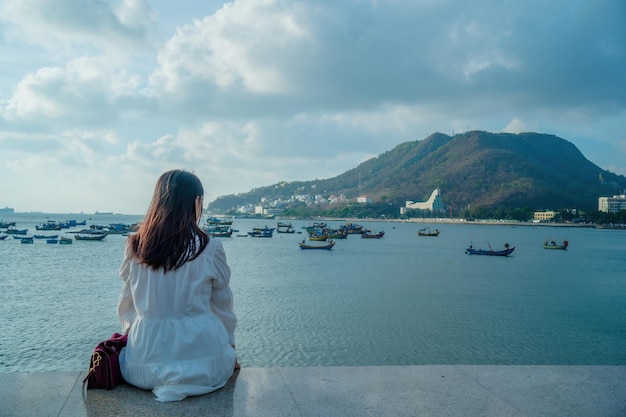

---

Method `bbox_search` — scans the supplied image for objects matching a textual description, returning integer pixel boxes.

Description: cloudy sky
[1,0,624,214]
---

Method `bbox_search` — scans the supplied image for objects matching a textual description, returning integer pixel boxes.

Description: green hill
[208,131,626,213]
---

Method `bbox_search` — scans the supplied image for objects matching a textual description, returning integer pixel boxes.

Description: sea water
[1,213,625,373]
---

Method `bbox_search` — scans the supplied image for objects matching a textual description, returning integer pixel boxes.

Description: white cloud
[150,0,316,98]
[0,0,160,56]
[2,56,153,130]
[502,118,531,134]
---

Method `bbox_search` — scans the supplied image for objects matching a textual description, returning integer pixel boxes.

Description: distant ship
[0,207,15,214]
[94,211,113,215]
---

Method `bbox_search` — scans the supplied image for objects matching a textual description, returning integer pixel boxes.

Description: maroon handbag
[82,332,128,390]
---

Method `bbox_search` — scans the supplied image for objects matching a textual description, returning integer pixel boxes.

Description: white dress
[117,237,237,402]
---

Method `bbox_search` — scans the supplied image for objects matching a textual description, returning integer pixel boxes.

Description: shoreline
[275,216,610,228]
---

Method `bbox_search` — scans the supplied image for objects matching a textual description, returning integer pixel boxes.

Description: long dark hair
[129,170,209,272]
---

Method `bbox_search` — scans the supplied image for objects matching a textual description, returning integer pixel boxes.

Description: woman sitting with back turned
[117,169,239,402]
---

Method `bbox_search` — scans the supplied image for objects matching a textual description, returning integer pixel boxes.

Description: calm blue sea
[1,213,625,373]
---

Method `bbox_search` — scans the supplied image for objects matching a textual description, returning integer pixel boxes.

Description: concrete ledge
[1,366,625,417]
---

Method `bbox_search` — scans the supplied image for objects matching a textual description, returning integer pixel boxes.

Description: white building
[533,211,556,221]
[357,196,372,204]
[598,195,626,213]
[403,189,444,213]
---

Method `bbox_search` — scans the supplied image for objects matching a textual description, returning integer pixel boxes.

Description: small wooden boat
[0,220,16,228]
[36,221,62,231]
[6,227,28,235]
[327,229,348,239]
[418,227,440,237]
[205,226,233,237]
[46,238,59,244]
[544,239,568,250]
[298,239,335,250]
[20,237,34,244]
[361,231,385,239]
[466,243,514,256]
[206,217,233,226]
[304,222,327,234]
[276,222,295,233]
[0,235,7,240]
[34,234,59,239]
[211,229,233,237]
[203,224,233,237]
[58,237,73,244]
[341,222,365,234]
[75,233,107,241]
[248,227,274,238]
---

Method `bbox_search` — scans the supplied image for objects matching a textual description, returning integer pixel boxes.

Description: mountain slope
[209,131,626,212]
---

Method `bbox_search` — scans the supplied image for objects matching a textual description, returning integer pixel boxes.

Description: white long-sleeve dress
[117,237,237,402]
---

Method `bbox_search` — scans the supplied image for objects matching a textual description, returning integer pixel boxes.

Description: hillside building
[598,195,626,213]
[357,196,372,204]
[402,189,444,213]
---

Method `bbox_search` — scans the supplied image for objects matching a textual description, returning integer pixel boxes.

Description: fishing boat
[46,238,59,244]
[248,227,274,238]
[327,229,348,239]
[298,239,335,250]
[58,237,73,244]
[276,222,295,233]
[466,243,515,256]
[0,220,16,228]
[6,227,28,235]
[0,235,7,240]
[72,227,109,235]
[361,231,385,239]
[340,222,365,234]
[203,225,233,237]
[206,217,233,226]
[34,234,59,239]
[418,227,440,237]
[209,228,233,237]
[544,239,568,250]
[304,222,327,234]
[75,233,107,241]
[36,221,62,231]
[20,237,34,244]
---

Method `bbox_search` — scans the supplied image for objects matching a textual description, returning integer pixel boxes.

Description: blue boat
[248,226,275,238]
[6,227,28,235]
[0,220,16,228]
[34,234,59,239]
[466,243,514,256]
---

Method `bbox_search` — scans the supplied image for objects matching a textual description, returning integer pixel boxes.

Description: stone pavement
[1,365,625,417]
